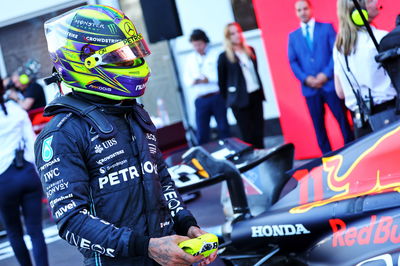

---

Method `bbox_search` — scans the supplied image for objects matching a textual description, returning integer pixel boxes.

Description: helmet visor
[84,34,151,69]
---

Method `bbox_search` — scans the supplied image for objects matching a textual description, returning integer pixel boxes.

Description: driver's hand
[187,226,218,265]
[148,235,204,266]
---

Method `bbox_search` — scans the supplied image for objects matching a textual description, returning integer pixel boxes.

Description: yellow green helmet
[44,5,151,100]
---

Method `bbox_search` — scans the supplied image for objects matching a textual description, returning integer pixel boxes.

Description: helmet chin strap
[43,69,73,96]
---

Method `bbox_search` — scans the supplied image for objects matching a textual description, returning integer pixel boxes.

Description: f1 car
[167,120,400,265]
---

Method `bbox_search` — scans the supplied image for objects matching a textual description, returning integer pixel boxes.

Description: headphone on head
[17,59,41,86]
[19,73,30,85]
[350,0,368,26]
[16,67,32,86]
[351,9,369,26]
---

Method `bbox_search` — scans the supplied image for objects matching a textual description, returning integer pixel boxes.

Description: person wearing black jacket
[217,22,266,149]
[34,5,216,266]
[8,71,46,111]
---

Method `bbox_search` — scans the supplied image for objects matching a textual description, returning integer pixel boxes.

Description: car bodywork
[168,121,400,265]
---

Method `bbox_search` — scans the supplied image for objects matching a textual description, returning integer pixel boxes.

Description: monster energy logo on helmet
[71,14,124,36]
[108,24,118,34]
[72,16,105,31]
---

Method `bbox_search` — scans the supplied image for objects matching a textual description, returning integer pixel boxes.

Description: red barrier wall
[253,0,399,159]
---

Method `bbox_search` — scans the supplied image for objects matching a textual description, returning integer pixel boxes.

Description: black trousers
[231,91,265,149]
[0,161,49,266]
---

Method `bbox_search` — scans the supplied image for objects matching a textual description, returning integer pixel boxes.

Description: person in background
[183,29,230,145]
[8,70,46,111]
[288,0,354,154]
[35,5,216,266]
[0,77,49,266]
[218,22,266,149]
[333,0,396,138]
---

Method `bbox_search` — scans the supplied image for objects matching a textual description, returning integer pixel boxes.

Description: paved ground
[0,135,289,266]
[0,183,227,266]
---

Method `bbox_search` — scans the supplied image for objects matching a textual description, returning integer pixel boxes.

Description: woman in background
[333,0,396,137]
[217,22,266,149]
[0,78,49,266]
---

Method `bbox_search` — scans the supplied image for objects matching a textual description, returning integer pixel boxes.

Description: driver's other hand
[148,235,204,266]
[187,226,218,265]
[197,250,218,265]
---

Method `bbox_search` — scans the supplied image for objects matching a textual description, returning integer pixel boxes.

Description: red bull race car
[168,121,400,265]
[166,19,400,266]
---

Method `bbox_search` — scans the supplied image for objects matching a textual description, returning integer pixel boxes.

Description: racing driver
[34,5,216,266]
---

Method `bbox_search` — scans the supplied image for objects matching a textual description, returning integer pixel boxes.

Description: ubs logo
[102,138,117,149]
[94,138,118,154]
[94,145,104,154]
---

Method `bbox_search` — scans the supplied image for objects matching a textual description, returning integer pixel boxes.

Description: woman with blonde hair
[333,0,396,137]
[217,22,266,148]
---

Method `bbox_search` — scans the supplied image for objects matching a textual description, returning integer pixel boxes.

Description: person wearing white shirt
[183,29,230,144]
[334,0,396,138]
[0,79,49,266]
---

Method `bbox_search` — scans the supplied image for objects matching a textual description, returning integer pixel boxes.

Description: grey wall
[121,0,184,125]
[0,5,84,78]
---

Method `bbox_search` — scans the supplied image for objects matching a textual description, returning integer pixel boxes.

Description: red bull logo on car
[330,215,400,247]
[290,126,400,213]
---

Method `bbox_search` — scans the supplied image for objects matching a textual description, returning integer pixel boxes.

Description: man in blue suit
[288,0,353,154]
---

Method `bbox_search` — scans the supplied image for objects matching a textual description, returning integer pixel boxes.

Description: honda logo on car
[330,215,400,247]
[251,223,310,237]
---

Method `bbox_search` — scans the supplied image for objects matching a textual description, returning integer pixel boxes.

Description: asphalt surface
[0,136,286,266]
[0,183,227,266]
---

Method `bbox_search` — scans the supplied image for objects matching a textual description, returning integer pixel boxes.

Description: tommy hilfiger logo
[146,133,156,142]
[149,144,157,154]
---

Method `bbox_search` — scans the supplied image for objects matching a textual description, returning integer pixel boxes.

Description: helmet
[44,5,151,100]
